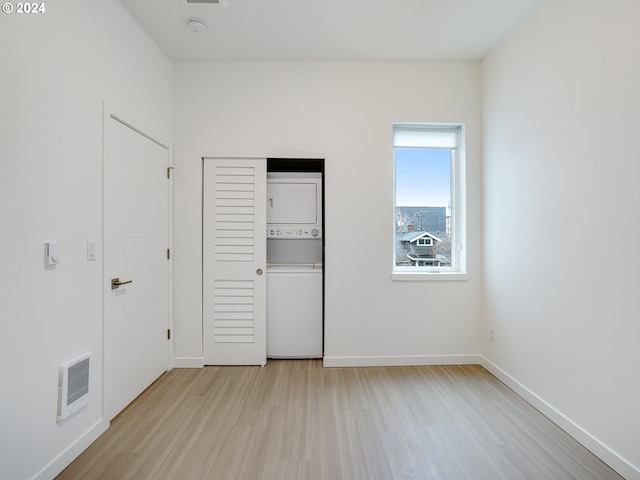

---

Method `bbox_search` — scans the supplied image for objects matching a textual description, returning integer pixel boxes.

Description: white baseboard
[323,354,482,368]
[32,418,108,480]
[173,356,204,368]
[479,356,640,480]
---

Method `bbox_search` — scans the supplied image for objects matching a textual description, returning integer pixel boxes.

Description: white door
[203,158,267,365]
[103,113,170,421]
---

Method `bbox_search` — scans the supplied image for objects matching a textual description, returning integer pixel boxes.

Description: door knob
[256,269,263,276]
[111,277,133,290]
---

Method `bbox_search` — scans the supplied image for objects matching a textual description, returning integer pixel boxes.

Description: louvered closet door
[203,158,267,365]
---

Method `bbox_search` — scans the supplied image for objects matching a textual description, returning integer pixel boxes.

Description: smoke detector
[187,19,207,33]
[180,0,228,5]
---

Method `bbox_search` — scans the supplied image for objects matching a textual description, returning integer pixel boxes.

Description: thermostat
[45,242,60,266]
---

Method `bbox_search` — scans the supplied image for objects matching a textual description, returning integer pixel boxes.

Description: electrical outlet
[489,327,496,342]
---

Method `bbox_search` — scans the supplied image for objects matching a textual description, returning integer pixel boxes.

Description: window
[393,124,466,278]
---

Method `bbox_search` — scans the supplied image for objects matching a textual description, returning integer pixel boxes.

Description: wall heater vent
[57,352,90,423]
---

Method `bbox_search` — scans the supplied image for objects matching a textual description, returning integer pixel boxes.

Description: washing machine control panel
[266,227,321,239]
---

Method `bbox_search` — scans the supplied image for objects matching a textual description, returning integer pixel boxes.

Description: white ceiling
[121,0,539,62]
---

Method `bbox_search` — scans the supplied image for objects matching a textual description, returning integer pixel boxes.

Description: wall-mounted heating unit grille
[57,353,90,422]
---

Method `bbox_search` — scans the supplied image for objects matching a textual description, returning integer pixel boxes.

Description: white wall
[173,61,483,367]
[482,1,640,477]
[0,1,172,478]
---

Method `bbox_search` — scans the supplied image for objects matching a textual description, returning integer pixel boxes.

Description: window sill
[391,272,468,282]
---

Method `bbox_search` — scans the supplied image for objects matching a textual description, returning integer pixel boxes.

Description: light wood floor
[57,361,623,480]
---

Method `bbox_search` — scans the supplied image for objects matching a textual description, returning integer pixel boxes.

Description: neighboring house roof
[407,254,446,262]
[396,230,443,243]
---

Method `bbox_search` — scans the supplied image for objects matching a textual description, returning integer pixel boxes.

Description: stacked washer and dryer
[266,171,323,358]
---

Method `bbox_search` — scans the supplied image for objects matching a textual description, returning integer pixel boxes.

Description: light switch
[45,242,60,266]
[87,241,97,261]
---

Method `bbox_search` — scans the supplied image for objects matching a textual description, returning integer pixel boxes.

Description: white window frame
[392,123,467,281]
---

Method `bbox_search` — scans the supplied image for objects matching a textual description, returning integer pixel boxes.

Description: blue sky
[395,148,451,207]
